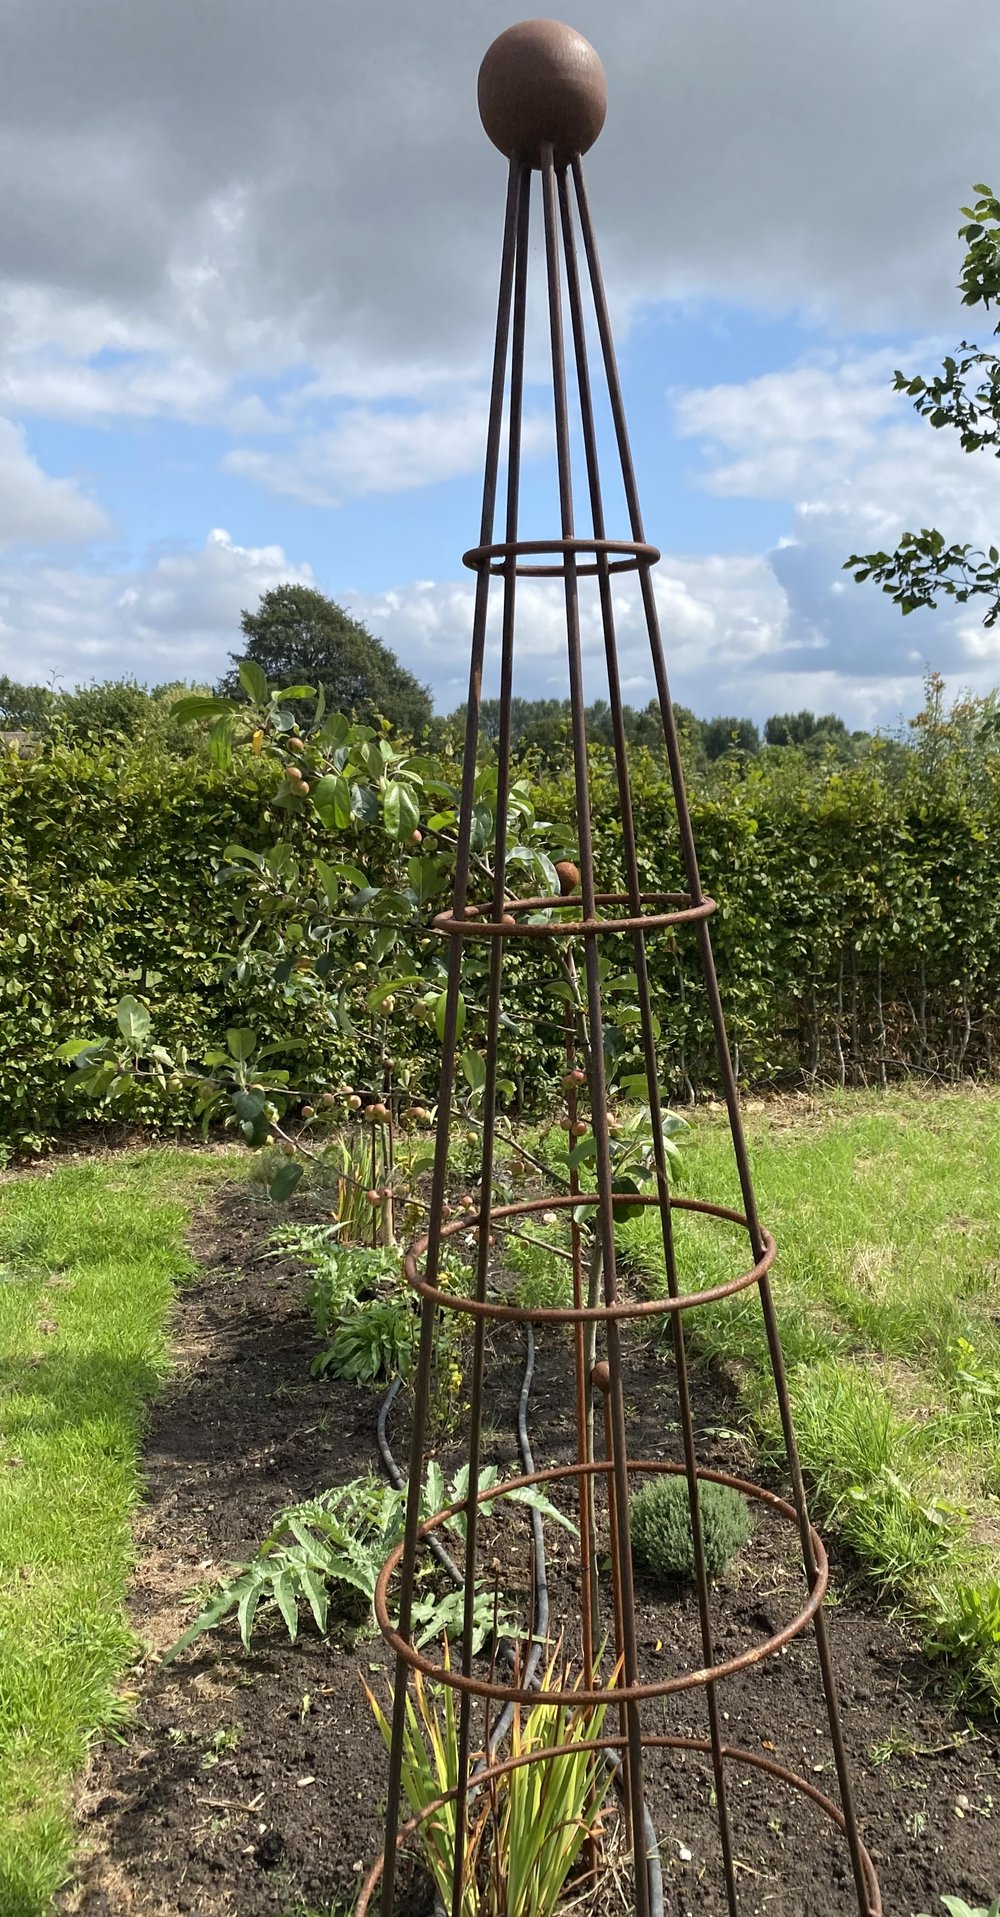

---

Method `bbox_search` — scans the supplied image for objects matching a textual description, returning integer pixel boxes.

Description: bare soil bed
[62,1181,999,1917]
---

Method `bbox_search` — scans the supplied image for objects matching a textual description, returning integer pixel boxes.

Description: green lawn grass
[0,1148,233,1916]
[619,1089,1000,1708]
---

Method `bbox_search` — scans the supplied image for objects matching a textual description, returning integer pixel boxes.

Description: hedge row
[2,717,998,1147]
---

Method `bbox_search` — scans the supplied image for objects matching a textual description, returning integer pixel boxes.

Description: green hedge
[0,742,338,1148]
[3,719,999,1147]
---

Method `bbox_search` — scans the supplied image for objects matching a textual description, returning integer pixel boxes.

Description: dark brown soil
[62,1181,999,1917]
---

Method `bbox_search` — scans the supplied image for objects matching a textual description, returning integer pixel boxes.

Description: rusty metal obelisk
[359,21,880,1916]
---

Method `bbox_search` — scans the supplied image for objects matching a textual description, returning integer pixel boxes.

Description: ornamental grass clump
[365,1643,615,1917]
[630,1475,751,1583]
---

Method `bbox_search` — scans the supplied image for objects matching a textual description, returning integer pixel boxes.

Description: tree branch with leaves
[845,186,1000,626]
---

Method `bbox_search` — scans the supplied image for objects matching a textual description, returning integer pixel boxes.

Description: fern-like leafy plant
[165,1464,574,1661]
[630,1474,751,1583]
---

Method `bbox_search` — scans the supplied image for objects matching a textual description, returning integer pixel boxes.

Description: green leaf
[209,714,234,768]
[460,1049,486,1095]
[297,1563,330,1635]
[272,1565,300,1641]
[407,855,448,904]
[312,774,352,831]
[173,695,234,725]
[272,685,315,703]
[383,781,420,841]
[368,975,420,1012]
[269,1161,304,1203]
[237,1575,266,1648]
[226,1027,256,1061]
[222,842,264,867]
[611,1176,643,1222]
[55,1038,99,1062]
[116,995,151,1050]
[433,990,465,1042]
[238,659,269,705]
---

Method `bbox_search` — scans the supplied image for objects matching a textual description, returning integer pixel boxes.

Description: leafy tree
[220,585,433,737]
[701,715,760,761]
[764,710,848,749]
[845,186,1000,626]
[58,679,165,741]
[0,676,55,731]
[0,674,200,745]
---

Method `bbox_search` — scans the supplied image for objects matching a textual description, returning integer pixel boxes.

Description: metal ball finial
[478,19,607,169]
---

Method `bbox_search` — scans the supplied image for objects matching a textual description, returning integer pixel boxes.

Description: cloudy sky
[2,0,999,728]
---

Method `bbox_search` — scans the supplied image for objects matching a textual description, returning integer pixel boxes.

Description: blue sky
[2,0,999,730]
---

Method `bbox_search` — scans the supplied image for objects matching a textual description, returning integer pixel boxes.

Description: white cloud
[0,529,312,686]
[0,416,109,547]
[223,397,549,507]
[0,0,996,433]
[345,554,791,716]
[674,350,1000,701]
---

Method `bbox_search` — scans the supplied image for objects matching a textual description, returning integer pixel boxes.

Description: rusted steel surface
[373,21,879,1917]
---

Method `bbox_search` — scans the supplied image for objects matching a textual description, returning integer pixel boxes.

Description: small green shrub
[630,1474,751,1582]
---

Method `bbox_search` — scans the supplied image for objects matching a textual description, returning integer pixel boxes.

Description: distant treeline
[1,670,874,772]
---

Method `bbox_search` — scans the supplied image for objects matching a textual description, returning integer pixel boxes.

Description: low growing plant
[924,1578,1000,1699]
[630,1474,751,1583]
[316,1295,418,1383]
[365,1642,614,1917]
[917,1898,1000,1917]
[166,1464,574,1661]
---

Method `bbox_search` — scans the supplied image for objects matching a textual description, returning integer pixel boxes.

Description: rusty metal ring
[405,1193,774,1323]
[461,534,661,577]
[434,889,716,939]
[374,1458,828,1706]
[354,1728,881,1916]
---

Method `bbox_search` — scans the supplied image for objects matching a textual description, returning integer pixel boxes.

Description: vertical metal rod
[595,1364,630,1846]
[449,158,531,1917]
[572,154,874,1917]
[566,1012,597,1682]
[559,166,741,1917]
[539,144,652,1917]
[379,153,521,1917]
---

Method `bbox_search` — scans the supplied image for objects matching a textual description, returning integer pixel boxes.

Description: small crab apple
[301,1104,315,1119]
[555,859,580,896]
[348,1094,362,1110]
[562,1068,586,1090]
[366,1188,380,1205]
[320,1092,337,1109]
[288,736,306,754]
[410,829,423,845]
